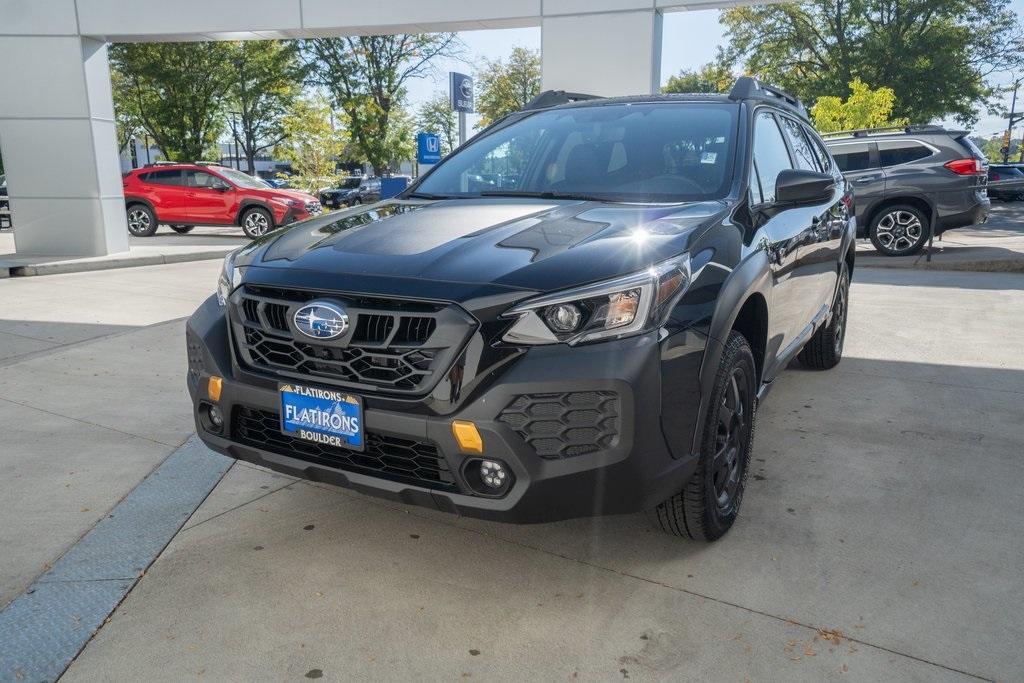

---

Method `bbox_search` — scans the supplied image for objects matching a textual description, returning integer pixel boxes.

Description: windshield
[415,102,739,203]
[340,178,362,189]
[218,168,270,189]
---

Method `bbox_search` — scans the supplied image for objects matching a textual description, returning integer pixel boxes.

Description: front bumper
[186,295,701,524]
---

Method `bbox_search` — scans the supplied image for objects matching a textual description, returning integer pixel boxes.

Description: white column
[541,4,663,97]
[0,29,129,257]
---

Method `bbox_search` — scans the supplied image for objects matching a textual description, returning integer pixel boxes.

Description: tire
[240,207,273,239]
[126,204,158,237]
[798,264,850,370]
[654,331,757,541]
[170,225,195,234]
[869,205,929,256]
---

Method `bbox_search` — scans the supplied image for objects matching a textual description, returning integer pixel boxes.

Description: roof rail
[728,77,808,119]
[193,161,224,166]
[143,161,176,167]
[523,90,602,111]
[820,124,952,139]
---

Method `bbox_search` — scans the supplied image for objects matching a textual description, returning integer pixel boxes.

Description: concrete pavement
[2,261,1023,681]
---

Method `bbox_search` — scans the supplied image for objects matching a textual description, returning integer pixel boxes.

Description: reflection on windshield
[219,168,268,189]
[416,102,739,203]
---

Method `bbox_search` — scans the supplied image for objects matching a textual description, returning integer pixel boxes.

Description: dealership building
[0,0,758,259]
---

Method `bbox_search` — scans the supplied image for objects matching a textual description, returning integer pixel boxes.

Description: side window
[829,143,874,173]
[751,112,794,204]
[144,170,183,186]
[780,117,820,171]
[186,171,223,189]
[878,141,933,168]
[804,126,833,173]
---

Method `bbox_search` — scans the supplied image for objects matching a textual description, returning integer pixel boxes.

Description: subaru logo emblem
[293,301,349,340]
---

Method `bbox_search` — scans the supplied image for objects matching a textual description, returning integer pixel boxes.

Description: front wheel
[654,331,757,541]
[126,204,157,237]
[170,225,194,234]
[869,205,929,256]
[241,207,273,239]
[798,263,850,370]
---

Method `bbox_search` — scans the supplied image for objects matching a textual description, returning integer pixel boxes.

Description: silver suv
[823,126,989,256]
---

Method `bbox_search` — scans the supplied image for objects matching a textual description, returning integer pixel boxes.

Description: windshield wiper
[480,190,610,202]
[406,191,460,200]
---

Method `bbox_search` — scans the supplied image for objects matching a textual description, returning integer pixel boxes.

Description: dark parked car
[987,164,1024,201]
[319,177,366,209]
[823,126,989,256]
[187,78,855,542]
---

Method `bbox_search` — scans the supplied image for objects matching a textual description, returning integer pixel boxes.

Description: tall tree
[225,41,304,174]
[301,34,461,174]
[110,66,141,154]
[475,47,541,127]
[110,43,233,161]
[811,78,909,132]
[720,0,1024,124]
[416,92,458,155]
[662,61,735,94]
[273,95,345,193]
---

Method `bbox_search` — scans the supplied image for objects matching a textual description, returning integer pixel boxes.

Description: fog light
[208,404,224,429]
[479,460,507,489]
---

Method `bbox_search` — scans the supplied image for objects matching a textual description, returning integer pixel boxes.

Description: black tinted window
[878,141,933,167]
[805,126,833,172]
[829,143,874,172]
[781,117,820,171]
[751,112,794,204]
[144,169,183,186]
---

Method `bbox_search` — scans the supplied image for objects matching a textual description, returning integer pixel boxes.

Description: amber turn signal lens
[452,420,484,454]
[207,376,223,402]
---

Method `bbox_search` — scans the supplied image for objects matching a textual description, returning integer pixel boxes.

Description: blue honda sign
[417,132,442,164]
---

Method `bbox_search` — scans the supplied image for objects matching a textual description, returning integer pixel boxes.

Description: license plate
[279,383,363,451]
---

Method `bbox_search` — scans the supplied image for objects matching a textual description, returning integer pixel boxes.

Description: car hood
[252,188,317,203]
[235,198,730,300]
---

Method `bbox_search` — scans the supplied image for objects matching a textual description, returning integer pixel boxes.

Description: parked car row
[987,163,1024,201]
[122,162,321,239]
[319,177,381,209]
[822,125,990,256]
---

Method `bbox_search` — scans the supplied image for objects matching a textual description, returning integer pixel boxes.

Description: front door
[184,170,235,225]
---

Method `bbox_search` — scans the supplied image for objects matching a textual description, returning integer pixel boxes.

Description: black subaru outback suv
[187,78,855,541]
[823,126,989,256]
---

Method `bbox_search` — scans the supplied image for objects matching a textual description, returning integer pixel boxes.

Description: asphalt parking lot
[1,249,1023,680]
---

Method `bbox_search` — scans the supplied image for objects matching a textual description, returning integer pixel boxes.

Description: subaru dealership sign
[449,72,474,113]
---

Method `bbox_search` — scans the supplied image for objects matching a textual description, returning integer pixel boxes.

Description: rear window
[959,136,988,161]
[143,169,183,186]
[829,143,874,172]
[878,141,933,167]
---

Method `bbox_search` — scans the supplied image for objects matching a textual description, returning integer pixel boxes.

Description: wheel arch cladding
[236,200,272,226]
[867,195,933,232]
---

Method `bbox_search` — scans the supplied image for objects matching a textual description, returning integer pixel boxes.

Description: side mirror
[213,183,230,192]
[775,169,834,206]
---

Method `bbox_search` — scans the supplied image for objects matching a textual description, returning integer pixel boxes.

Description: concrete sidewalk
[0,265,1015,681]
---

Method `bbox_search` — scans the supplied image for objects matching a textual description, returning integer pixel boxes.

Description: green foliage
[110,43,233,161]
[475,47,541,128]
[302,34,461,174]
[720,0,1024,125]
[662,62,735,94]
[273,95,345,193]
[416,92,459,155]
[225,41,304,173]
[811,79,909,133]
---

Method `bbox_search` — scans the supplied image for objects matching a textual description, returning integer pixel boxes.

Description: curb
[2,250,229,277]
[857,257,1024,273]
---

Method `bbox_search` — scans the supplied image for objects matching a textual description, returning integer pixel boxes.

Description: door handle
[854,175,881,183]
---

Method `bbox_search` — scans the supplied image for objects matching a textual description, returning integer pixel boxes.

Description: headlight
[216,249,243,306]
[502,253,691,345]
[271,197,304,209]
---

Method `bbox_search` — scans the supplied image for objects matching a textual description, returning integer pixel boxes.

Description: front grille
[186,333,204,389]
[232,406,456,491]
[230,286,475,395]
[306,201,323,215]
[498,391,621,459]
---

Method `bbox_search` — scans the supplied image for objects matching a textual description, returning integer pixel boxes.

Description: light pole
[1003,78,1022,164]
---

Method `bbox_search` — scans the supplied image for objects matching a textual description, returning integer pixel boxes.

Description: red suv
[122,163,322,239]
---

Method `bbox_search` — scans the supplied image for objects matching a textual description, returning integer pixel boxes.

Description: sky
[404,4,1024,138]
